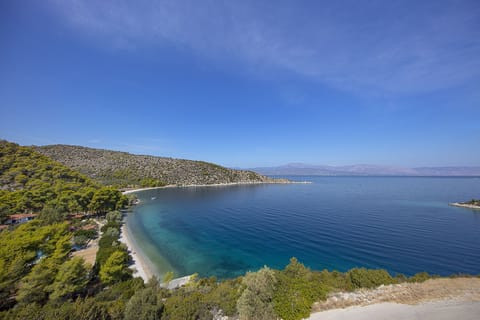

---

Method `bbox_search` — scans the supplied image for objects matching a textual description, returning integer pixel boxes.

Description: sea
[125,176,480,279]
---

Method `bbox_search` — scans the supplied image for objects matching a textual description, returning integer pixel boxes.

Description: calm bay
[126,177,480,279]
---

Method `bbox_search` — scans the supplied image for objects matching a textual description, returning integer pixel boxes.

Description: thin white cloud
[47,0,480,96]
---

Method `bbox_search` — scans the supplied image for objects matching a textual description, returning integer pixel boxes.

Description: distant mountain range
[248,163,480,176]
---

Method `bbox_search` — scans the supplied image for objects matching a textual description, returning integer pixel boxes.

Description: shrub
[74,229,97,240]
[73,235,89,248]
[163,290,210,320]
[347,268,395,289]
[408,271,431,283]
[49,257,90,301]
[106,211,123,224]
[317,269,350,291]
[99,250,132,285]
[124,280,166,320]
[204,277,243,316]
[273,258,328,320]
[237,266,277,320]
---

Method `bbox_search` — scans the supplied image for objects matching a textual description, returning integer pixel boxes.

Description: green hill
[34,144,283,188]
[0,141,125,220]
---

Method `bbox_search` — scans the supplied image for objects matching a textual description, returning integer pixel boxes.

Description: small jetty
[162,275,194,290]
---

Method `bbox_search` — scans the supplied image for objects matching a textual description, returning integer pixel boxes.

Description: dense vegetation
[464,199,480,206]
[0,141,128,223]
[35,144,285,188]
[1,235,438,320]
[0,140,462,320]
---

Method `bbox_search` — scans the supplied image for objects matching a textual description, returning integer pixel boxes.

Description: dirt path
[71,219,104,266]
[309,300,480,320]
[309,277,480,319]
[72,238,98,266]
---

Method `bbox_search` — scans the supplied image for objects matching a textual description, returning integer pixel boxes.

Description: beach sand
[121,180,301,195]
[119,223,154,282]
[120,221,194,288]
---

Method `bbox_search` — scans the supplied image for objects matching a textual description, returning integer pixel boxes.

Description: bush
[273,258,328,320]
[124,280,166,320]
[99,250,132,285]
[104,227,120,238]
[237,266,277,320]
[48,257,90,301]
[163,290,209,320]
[106,211,123,224]
[101,222,121,233]
[316,269,349,291]
[347,268,395,289]
[408,271,431,283]
[95,277,145,302]
[73,235,89,248]
[74,229,97,240]
[204,277,242,316]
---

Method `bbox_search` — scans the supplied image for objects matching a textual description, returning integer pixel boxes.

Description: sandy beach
[119,223,154,282]
[120,219,194,288]
[121,180,304,195]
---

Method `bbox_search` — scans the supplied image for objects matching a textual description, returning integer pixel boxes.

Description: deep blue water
[127,177,480,279]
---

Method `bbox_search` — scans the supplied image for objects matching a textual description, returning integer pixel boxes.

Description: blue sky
[1,0,479,167]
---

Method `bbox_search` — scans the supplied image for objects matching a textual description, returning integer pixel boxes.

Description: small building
[7,213,38,225]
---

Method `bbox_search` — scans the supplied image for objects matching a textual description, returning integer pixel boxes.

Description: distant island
[449,199,480,210]
[249,163,480,176]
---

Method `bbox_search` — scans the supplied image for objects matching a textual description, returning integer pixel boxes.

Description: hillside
[35,144,283,188]
[0,140,127,220]
[0,141,97,214]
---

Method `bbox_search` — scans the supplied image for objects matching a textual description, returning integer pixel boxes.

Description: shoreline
[122,180,310,195]
[449,202,480,210]
[120,179,311,283]
[119,222,155,282]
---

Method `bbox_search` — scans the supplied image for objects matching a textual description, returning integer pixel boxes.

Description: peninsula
[449,199,480,210]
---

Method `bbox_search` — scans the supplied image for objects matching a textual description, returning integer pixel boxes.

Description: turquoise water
[127,177,480,279]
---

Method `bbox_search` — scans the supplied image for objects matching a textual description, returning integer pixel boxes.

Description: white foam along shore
[119,223,154,282]
[122,180,310,195]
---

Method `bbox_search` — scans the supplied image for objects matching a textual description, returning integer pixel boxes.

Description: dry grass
[312,278,480,312]
[71,238,99,266]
